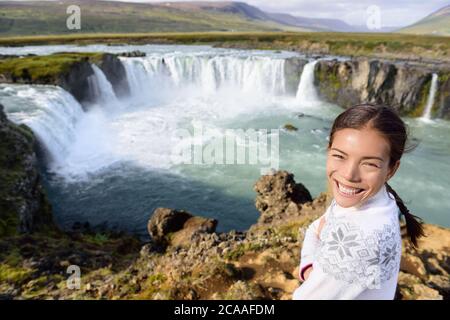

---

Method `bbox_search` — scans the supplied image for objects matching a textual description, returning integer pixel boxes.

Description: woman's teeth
[337,181,364,196]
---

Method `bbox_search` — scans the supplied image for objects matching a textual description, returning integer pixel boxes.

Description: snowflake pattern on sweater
[316,202,402,290]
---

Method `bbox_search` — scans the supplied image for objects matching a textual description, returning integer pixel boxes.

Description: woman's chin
[334,196,360,208]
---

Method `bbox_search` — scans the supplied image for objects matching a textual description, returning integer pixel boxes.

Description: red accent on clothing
[300,263,313,281]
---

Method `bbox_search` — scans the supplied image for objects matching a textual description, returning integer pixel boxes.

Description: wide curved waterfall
[1,44,449,234]
[120,55,287,103]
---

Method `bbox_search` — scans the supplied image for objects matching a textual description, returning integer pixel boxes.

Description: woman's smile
[334,179,365,198]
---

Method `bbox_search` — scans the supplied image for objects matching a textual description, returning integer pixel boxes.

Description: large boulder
[147,208,217,250]
[254,170,312,224]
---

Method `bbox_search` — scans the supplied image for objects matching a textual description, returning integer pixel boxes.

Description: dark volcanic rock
[284,57,307,95]
[56,57,95,105]
[118,51,146,58]
[58,53,130,106]
[98,53,130,97]
[147,207,218,250]
[0,104,55,236]
[313,58,450,119]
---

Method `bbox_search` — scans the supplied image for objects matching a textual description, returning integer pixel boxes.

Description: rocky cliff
[0,104,53,236]
[313,58,450,120]
[0,52,129,107]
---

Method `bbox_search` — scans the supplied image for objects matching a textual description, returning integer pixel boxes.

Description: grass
[0,263,34,283]
[81,232,110,246]
[223,242,264,261]
[0,32,448,62]
[0,52,104,83]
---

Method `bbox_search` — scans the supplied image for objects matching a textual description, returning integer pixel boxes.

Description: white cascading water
[421,73,438,120]
[1,53,313,179]
[120,55,286,101]
[296,60,321,107]
[87,64,120,108]
[0,64,124,178]
[0,85,85,168]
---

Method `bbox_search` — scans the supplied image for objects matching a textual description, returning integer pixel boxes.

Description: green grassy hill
[0,0,313,36]
[399,5,450,36]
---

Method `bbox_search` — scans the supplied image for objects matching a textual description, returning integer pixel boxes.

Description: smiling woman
[327,126,399,208]
[293,103,425,300]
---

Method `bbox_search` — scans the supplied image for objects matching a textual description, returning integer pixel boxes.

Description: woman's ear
[386,160,400,182]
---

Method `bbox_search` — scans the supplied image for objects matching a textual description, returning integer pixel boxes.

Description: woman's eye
[332,154,344,159]
[365,163,379,168]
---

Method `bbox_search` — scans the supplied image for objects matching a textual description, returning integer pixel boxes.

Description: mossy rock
[0,52,105,84]
[283,123,298,131]
[0,106,55,237]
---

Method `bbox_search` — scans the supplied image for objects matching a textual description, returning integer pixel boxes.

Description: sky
[113,0,450,27]
[4,0,449,27]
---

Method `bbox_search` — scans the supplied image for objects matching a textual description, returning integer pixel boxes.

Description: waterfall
[0,85,85,167]
[87,64,120,107]
[119,55,286,100]
[422,73,438,120]
[296,60,320,107]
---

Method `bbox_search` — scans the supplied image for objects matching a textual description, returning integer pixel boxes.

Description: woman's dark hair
[327,103,425,248]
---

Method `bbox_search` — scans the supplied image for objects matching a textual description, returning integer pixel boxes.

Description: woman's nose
[342,161,361,182]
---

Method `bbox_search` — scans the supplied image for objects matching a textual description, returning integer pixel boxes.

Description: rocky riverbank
[0,108,448,299]
[284,56,450,120]
[314,58,450,120]
[0,104,53,237]
[0,52,129,107]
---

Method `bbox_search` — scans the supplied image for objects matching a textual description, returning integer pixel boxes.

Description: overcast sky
[113,0,449,27]
[5,0,449,27]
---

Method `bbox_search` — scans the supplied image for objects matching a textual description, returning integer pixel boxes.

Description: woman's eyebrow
[330,148,384,162]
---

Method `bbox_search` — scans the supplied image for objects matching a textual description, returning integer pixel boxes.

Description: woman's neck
[333,184,389,214]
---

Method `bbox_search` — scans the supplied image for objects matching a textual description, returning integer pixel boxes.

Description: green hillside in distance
[0,0,314,36]
[399,5,450,36]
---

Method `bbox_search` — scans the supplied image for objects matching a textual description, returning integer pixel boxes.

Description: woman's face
[326,127,400,208]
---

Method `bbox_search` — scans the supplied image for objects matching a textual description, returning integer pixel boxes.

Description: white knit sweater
[292,184,402,300]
